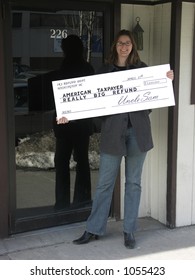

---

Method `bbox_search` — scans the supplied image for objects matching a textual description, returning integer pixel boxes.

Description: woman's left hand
[56,117,69,124]
[166,70,174,81]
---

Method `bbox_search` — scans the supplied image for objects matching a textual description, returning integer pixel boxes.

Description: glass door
[10,0,112,233]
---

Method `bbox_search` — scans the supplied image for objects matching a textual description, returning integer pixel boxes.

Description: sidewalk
[0,217,195,260]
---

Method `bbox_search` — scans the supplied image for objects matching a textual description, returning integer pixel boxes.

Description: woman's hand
[166,70,174,81]
[56,117,69,124]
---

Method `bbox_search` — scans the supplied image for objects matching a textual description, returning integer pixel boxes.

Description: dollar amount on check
[52,64,175,121]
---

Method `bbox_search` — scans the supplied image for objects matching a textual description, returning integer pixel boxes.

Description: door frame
[0,0,9,238]
[1,0,179,237]
[5,0,117,235]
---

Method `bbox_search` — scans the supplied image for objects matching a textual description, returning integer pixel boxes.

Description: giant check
[52,64,175,120]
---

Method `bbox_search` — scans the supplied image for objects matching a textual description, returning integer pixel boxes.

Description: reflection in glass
[13,10,103,216]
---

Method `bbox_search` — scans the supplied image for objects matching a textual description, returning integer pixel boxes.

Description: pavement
[0,217,195,260]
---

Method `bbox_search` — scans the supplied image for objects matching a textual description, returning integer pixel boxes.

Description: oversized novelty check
[52,64,175,120]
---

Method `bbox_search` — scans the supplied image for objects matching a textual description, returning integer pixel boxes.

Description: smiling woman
[73,29,174,248]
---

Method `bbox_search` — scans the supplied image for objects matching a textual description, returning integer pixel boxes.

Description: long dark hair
[108,29,141,66]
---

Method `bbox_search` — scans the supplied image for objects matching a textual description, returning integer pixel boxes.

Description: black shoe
[124,232,136,249]
[73,231,99,245]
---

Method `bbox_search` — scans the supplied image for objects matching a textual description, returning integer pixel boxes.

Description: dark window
[29,13,41,27]
[12,13,22,28]
[30,13,79,28]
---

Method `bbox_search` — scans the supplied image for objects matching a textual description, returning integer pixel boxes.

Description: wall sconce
[133,17,144,50]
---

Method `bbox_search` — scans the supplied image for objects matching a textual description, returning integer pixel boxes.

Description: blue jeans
[86,128,147,235]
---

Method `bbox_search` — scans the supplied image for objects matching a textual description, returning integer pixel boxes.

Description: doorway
[9,0,113,234]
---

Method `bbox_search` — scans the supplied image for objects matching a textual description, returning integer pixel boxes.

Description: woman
[63,29,174,248]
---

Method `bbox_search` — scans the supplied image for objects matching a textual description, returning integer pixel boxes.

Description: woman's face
[116,35,132,60]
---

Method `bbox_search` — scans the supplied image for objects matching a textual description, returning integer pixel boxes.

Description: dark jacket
[28,58,95,138]
[98,63,154,155]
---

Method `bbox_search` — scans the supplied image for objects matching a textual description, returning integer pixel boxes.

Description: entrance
[9,0,113,234]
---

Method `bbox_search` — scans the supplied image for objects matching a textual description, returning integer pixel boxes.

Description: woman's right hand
[166,70,174,81]
[56,117,69,124]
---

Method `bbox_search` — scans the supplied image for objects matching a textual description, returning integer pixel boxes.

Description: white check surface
[52,64,175,120]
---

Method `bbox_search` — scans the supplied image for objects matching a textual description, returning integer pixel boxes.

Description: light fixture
[133,17,144,50]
